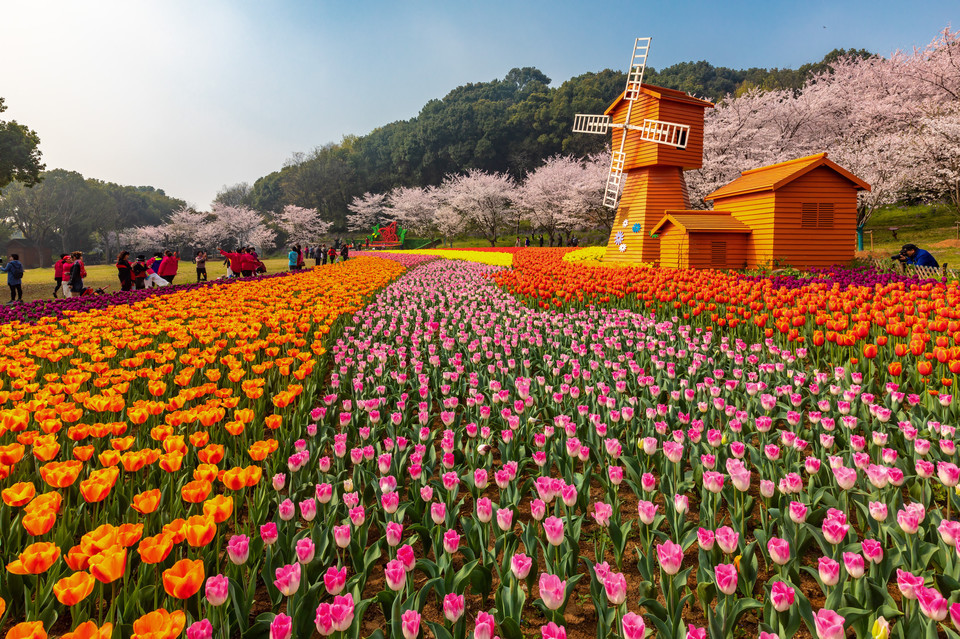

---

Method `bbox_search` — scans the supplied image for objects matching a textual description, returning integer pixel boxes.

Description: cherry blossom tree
[346,192,390,233]
[206,203,276,251]
[276,205,333,246]
[387,186,438,237]
[516,154,605,244]
[440,169,517,246]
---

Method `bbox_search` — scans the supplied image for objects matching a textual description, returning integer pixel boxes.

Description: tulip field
[1,249,960,639]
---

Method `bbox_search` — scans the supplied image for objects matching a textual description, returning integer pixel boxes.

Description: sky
[2,0,957,209]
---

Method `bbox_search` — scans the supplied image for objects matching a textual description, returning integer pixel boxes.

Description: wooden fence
[872,259,958,280]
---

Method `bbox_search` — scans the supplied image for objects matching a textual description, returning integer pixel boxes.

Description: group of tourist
[218,247,267,278]
[514,234,580,248]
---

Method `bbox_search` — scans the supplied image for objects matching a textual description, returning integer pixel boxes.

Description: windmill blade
[625,119,691,149]
[623,37,651,101]
[572,114,612,134]
[602,151,627,209]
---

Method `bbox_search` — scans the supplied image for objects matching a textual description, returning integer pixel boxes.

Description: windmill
[572,37,714,263]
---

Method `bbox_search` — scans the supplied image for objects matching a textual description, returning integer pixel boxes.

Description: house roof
[650,210,752,235]
[604,83,714,116]
[705,152,871,201]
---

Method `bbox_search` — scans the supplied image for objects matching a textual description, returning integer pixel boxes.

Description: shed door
[710,241,726,268]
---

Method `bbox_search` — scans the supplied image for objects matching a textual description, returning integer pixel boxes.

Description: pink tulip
[227,535,250,565]
[497,507,515,532]
[270,614,292,639]
[715,563,738,595]
[716,526,739,554]
[330,594,354,632]
[767,537,790,565]
[186,620,213,639]
[316,483,333,503]
[770,581,795,612]
[603,572,627,605]
[384,559,406,591]
[443,529,460,554]
[593,502,613,528]
[272,474,286,491]
[818,556,839,586]
[868,501,888,521]
[300,498,317,521]
[324,566,347,595]
[400,610,420,639]
[697,527,715,550]
[278,499,295,521]
[918,585,949,621]
[474,611,496,639]
[685,626,706,639]
[813,609,845,639]
[621,613,645,639]
[637,501,658,525]
[348,506,365,526]
[443,593,465,623]
[897,569,925,600]
[939,462,960,487]
[382,492,399,514]
[539,573,566,610]
[842,552,864,579]
[861,539,883,564]
[511,553,532,580]
[789,501,808,524]
[950,602,960,628]
[896,508,920,535]
[334,524,351,548]
[274,563,301,597]
[674,494,689,513]
[261,522,279,546]
[641,473,656,492]
[295,538,315,564]
[205,574,229,607]
[531,498,546,521]
[656,540,683,575]
[821,517,849,545]
[431,502,447,525]
[475,497,492,523]
[397,545,416,572]
[543,516,564,546]
[386,522,403,547]
[540,622,566,639]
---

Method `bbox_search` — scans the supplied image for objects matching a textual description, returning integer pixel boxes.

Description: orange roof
[705,153,871,201]
[650,210,752,235]
[604,83,714,116]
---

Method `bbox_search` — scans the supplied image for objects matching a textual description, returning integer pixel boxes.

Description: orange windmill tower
[573,37,714,263]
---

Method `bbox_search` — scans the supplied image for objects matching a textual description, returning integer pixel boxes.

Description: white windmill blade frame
[572,114,613,134]
[625,119,691,149]
[602,151,627,209]
[623,37,651,102]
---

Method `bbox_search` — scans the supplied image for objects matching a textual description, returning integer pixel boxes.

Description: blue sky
[1,0,956,208]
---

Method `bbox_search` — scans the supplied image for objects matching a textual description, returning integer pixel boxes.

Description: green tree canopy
[0,97,45,190]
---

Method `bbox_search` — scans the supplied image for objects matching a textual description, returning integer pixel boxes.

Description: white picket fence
[872,259,958,280]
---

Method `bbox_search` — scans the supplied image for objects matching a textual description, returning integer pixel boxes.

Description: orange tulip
[64,545,91,571]
[80,524,118,556]
[188,431,209,448]
[919,361,934,376]
[6,542,60,575]
[62,621,113,639]
[2,481,35,507]
[183,514,217,548]
[72,445,94,462]
[197,444,224,464]
[193,464,218,483]
[0,442,25,465]
[220,467,246,491]
[0,596,5,619]
[162,558,205,599]
[79,477,113,503]
[244,465,262,487]
[131,489,162,515]
[132,609,185,639]
[88,545,126,584]
[38,460,82,488]
[137,533,174,565]
[888,362,903,377]
[159,452,184,473]
[22,509,57,536]
[265,414,282,430]
[54,571,96,606]
[5,622,46,639]
[117,523,144,547]
[203,494,234,523]
[25,492,62,515]
[181,480,212,504]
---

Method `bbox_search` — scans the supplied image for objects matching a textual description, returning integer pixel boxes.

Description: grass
[12,258,293,304]
[861,202,960,267]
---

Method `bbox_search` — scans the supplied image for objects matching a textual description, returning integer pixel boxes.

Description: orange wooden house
[649,210,751,269]
[603,85,714,263]
[701,153,870,268]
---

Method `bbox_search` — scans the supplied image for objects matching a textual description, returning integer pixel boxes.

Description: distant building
[5,231,52,268]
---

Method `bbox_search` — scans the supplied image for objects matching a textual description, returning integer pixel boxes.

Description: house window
[801,202,835,228]
[711,241,726,268]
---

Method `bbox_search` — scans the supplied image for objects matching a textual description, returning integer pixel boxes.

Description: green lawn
[12,257,293,304]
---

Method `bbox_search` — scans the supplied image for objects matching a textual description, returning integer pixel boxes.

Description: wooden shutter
[817,203,835,228]
[711,241,726,268]
[801,203,817,228]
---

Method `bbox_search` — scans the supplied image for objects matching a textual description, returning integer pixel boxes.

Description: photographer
[893,243,939,268]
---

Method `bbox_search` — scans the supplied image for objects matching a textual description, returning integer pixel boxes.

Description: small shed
[704,153,870,268]
[5,236,52,268]
[650,211,751,269]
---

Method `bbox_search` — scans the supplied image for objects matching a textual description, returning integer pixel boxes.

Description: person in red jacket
[239,248,258,277]
[219,248,243,277]
[157,250,179,284]
[53,253,70,297]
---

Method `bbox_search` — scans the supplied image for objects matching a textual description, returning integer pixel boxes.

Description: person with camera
[893,243,939,268]
[1,254,24,304]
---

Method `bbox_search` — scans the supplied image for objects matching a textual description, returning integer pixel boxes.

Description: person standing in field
[132,255,148,289]
[321,244,328,265]
[1,253,24,304]
[116,251,133,291]
[158,250,179,284]
[341,244,349,261]
[53,253,69,297]
[288,246,298,271]
[218,247,242,278]
[194,251,207,282]
[68,251,87,296]
[240,248,258,277]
